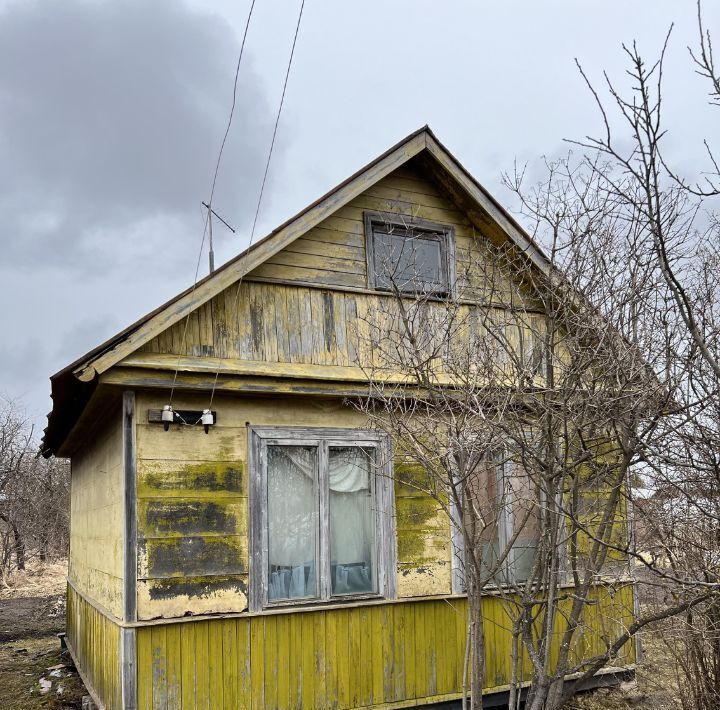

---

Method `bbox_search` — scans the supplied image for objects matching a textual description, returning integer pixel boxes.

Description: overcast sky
[1,0,718,434]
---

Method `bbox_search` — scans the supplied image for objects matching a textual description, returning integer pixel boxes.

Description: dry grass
[567,631,682,709]
[0,560,68,600]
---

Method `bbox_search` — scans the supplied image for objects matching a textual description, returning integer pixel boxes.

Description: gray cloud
[0,0,274,275]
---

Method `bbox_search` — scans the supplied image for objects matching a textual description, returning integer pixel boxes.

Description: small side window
[365,212,454,296]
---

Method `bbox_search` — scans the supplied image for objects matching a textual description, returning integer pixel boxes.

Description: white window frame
[248,427,396,611]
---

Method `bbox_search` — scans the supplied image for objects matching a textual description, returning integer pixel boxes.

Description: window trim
[248,427,396,612]
[364,211,456,297]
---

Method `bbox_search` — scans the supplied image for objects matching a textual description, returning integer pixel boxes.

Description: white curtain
[267,445,375,600]
[267,446,317,600]
[329,447,374,594]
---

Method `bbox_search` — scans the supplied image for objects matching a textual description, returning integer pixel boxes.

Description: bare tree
[0,397,70,580]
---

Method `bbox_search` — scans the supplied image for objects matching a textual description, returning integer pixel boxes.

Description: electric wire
[168,0,258,407]
[207,0,307,409]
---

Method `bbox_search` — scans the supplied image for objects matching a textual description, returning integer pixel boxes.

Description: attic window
[365,212,455,296]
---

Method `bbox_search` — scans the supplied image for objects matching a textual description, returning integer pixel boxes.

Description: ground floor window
[249,428,396,610]
[452,450,540,591]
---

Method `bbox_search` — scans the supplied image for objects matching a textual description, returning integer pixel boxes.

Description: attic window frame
[364,211,456,297]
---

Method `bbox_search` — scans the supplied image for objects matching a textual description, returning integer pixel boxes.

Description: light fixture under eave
[201,409,214,434]
[161,405,174,431]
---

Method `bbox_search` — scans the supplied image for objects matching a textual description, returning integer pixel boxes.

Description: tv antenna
[202,201,236,274]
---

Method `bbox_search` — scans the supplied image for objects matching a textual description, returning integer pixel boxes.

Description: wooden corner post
[121,391,138,710]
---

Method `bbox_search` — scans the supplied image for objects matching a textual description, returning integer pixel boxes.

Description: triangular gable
[42,126,550,456]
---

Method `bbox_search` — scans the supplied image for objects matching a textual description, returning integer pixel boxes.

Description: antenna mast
[202,201,236,274]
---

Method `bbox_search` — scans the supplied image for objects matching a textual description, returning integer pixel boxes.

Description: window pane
[465,458,504,582]
[374,229,445,292]
[509,465,539,582]
[267,445,318,601]
[328,446,376,595]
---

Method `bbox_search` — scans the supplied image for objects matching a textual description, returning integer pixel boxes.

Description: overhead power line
[208,0,308,409]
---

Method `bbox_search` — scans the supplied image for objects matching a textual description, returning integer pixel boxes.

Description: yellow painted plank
[180,623,196,710]
[347,607,362,709]
[237,619,252,710]
[250,616,265,709]
[208,621,224,709]
[314,611,327,709]
[300,612,315,710]
[264,615,278,710]
[137,629,153,710]
[358,607,373,706]
[151,626,168,710]
[324,610,338,709]
[165,624,182,710]
[335,608,351,710]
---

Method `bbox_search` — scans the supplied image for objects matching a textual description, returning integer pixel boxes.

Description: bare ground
[0,561,87,709]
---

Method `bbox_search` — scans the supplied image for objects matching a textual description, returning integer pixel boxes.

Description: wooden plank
[250,617,265,709]
[262,282,278,363]
[263,616,278,710]
[283,235,365,261]
[235,282,253,360]
[208,621,224,709]
[333,291,349,367]
[300,612,315,710]
[249,282,265,361]
[289,612,303,710]
[237,619,252,710]
[324,610,338,709]
[358,607,373,707]
[194,621,211,709]
[347,607,362,709]
[276,614,291,710]
[264,248,365,275]
[285,287,303,364]
[309,289,326,366]
[213,293,227,358]
[137,629,153,710]
[249,261,367,289]
[299,289,315,363]
[151,626,168,710]
[180,623,196,710]
[380,604,394,703]
[165,625,182,710]
[274,285,291,363]
[335,608,351,709]
[314,611,327,710]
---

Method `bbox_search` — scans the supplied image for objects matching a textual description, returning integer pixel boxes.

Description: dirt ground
[0,562,684,709]
[0,562,87,709]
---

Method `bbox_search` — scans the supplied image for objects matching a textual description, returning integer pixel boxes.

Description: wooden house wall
[134,584,636,710]
[68,409,125,618]
[67,584,122,709]
[135,391,452,620]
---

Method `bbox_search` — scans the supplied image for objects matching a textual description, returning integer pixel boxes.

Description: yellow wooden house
[42,127,636,709]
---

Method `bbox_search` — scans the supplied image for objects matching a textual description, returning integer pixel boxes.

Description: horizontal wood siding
[67,584,123,710]
[135,390,249,620]
[135,584,636,709]
[69,409,125,617]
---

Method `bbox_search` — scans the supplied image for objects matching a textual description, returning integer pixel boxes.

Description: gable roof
[41,126,550,457]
